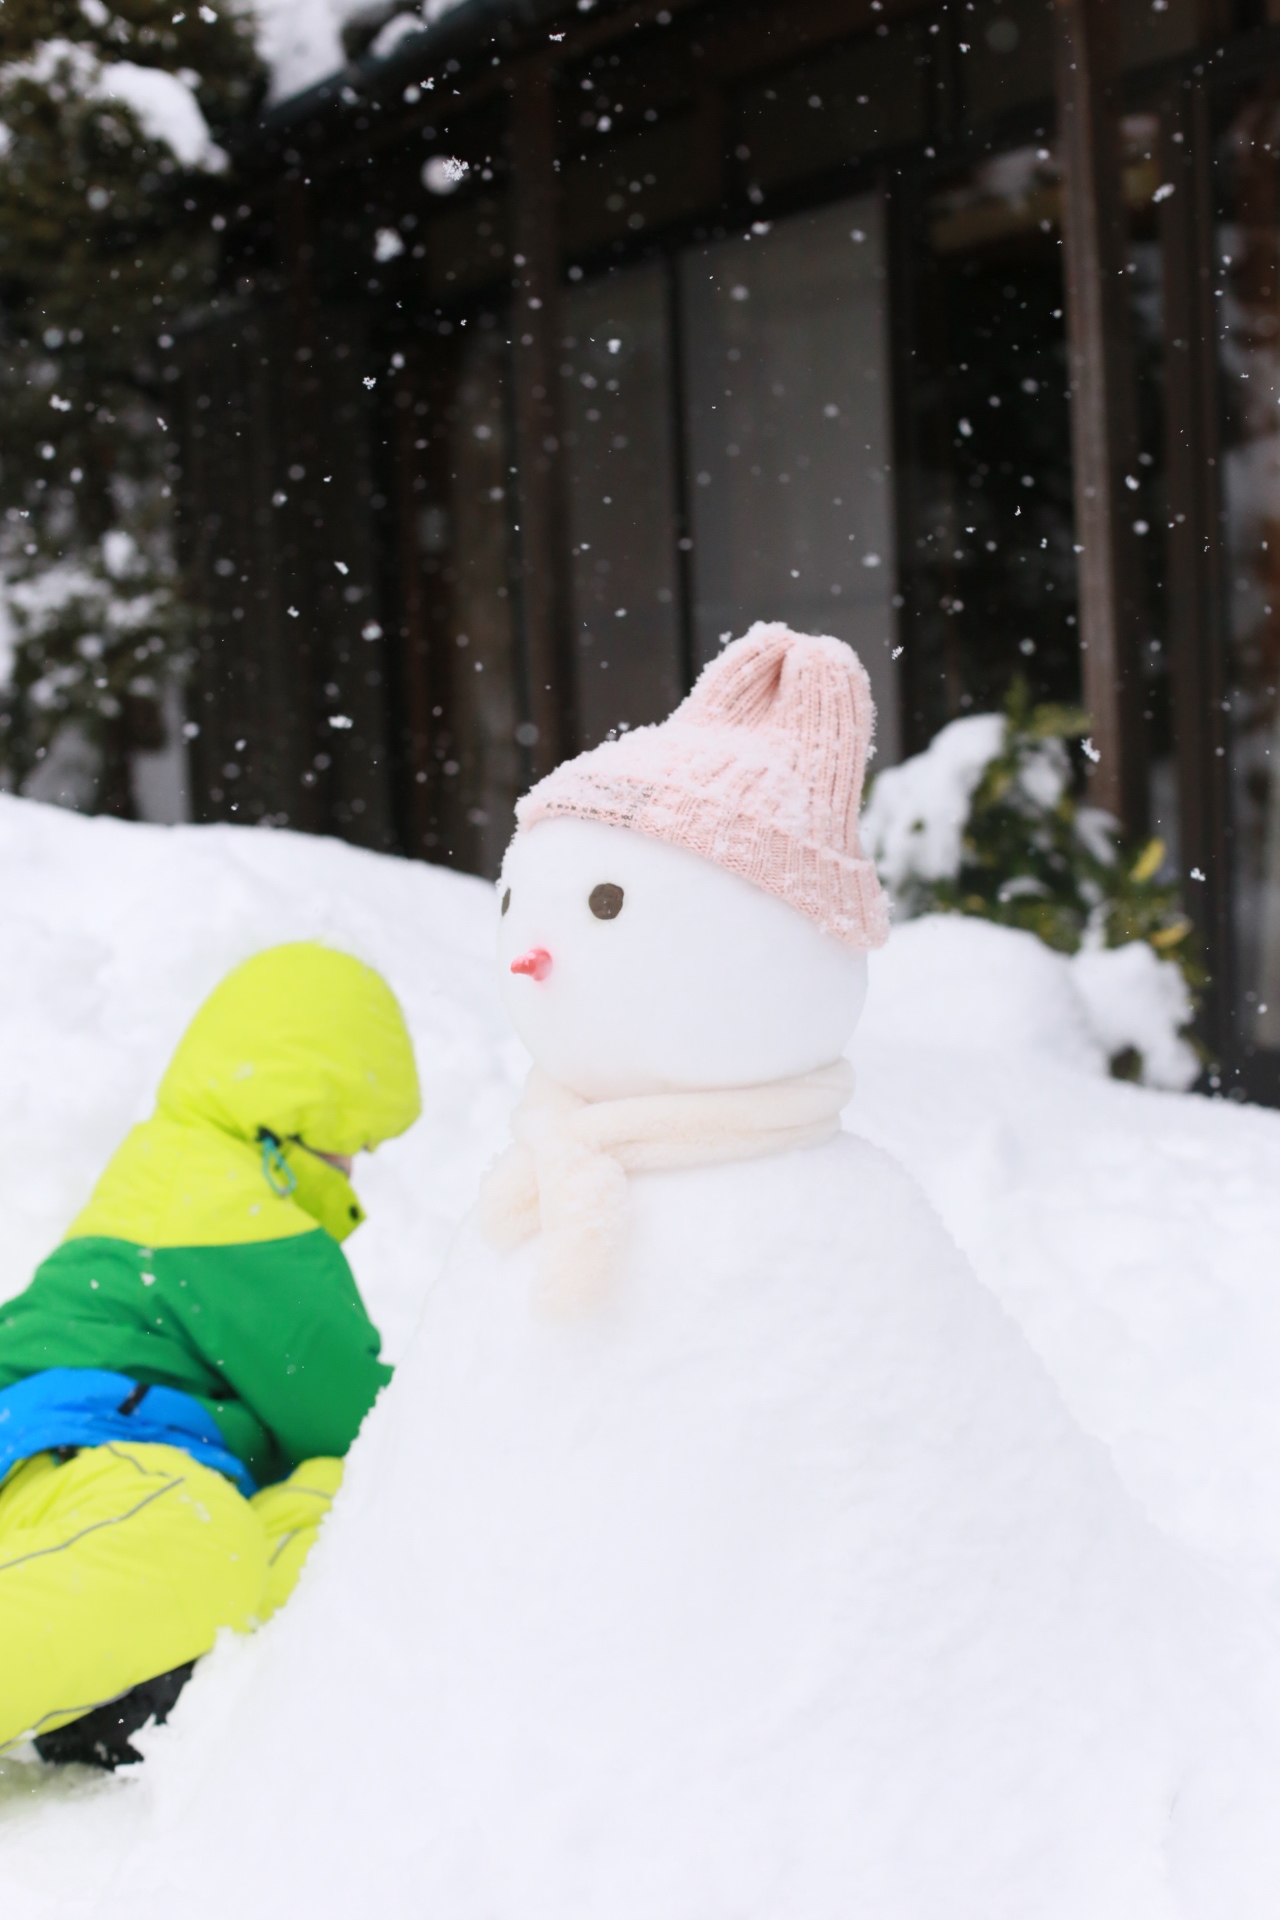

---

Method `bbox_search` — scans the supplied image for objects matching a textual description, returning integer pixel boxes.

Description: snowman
[120,626,1280,1920]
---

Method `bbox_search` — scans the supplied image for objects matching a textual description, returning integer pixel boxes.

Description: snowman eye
[501,888,511,916]
[589,883,624,921]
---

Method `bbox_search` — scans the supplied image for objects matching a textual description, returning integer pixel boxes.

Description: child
[0,941,420,1766]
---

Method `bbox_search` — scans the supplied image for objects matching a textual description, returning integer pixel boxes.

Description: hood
[157,943,421,1161]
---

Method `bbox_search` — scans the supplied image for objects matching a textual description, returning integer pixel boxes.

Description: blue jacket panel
[0,1368,257,1497]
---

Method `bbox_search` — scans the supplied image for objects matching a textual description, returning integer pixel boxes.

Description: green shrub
[867,677,1201,996]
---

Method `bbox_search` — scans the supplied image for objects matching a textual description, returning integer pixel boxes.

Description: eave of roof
[238,0,942,166]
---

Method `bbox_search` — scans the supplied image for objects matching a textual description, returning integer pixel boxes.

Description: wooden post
[275,174,326,835]
[508,59,575,779]
[1159,78,1233,1060]
[390,367,436,858]
[1053,0,1147,834]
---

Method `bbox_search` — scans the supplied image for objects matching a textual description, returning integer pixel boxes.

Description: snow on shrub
[862,712,1005,894]
[863,680,1201,1089]
[1071,941,1198,1092]
[1,40,227,171]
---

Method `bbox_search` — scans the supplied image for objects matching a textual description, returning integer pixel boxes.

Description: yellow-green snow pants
[0,1442,343,1752]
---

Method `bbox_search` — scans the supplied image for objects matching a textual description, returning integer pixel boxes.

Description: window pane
[561,262,686,748]
[681,193,901,762]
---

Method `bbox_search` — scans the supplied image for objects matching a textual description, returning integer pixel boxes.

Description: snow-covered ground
[4,795,1280,1912]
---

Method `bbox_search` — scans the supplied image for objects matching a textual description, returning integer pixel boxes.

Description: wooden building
[178,0,1280,1095]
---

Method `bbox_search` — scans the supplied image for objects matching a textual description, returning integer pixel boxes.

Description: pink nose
[510,946,553,981]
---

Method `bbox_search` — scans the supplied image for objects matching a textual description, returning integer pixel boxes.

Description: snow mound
[857,933,1280,1606]
[1,800,1280,1912]
[866,912,1106,1069]
[869,913,1199,1092]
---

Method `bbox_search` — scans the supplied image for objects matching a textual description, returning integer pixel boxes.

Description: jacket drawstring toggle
[257,1130,298,1198]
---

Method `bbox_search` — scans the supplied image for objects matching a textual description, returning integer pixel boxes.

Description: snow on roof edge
[250,0,559,140]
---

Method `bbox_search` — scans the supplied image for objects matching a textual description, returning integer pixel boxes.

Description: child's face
[302,1145,354,1179]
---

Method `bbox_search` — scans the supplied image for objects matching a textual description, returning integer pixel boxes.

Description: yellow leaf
[1131,837,1165,884]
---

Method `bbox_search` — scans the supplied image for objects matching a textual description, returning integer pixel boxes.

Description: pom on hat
[515,622,890,950]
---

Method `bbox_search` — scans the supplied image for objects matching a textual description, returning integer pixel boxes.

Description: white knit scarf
[477,1059,855,1315]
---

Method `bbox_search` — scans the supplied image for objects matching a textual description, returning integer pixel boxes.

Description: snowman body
[351,1129,1203,1920]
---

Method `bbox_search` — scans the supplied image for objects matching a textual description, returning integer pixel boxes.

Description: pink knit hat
[516,622,890,949]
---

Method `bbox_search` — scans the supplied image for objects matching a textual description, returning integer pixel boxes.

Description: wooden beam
[700,0,923,83]
[1053,0,1147,833]
[508,58,575,777]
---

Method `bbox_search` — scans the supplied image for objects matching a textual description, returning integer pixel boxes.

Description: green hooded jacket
[0,944,421,1486]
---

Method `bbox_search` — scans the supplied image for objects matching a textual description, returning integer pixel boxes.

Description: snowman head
[498,818,867,1099]
[498,623,889,1100]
